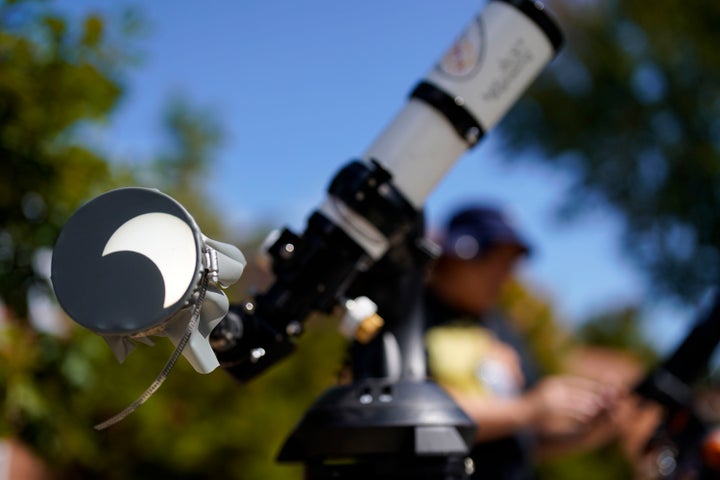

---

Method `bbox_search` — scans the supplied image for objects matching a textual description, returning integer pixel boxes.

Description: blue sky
[58,0,694,352]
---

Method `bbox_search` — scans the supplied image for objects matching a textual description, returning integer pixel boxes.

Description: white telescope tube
[321,0,561,259]
[367,0,560,207]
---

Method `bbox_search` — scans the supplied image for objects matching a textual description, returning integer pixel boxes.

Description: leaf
[82,15,103,47]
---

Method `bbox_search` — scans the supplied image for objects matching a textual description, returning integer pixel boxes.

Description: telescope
[51,1,563,478]
[632,291,720,479]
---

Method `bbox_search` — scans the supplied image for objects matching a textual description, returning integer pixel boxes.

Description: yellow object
[354,313,385,344]
[425,324,494,395]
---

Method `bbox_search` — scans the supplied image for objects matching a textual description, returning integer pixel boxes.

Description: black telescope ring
[498,0,564,53]
[410,81,486,148]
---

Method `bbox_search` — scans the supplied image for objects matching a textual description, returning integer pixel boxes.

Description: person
[424,203,619,479]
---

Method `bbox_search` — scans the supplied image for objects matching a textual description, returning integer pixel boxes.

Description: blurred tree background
[1,0,719,478]
[497,0,720,476]
[503,0,720,306]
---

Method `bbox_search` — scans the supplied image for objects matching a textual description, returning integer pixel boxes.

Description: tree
[0,0,125,317]
[145,96,227,239]
[1,308,347,480]
[500,0,720,305]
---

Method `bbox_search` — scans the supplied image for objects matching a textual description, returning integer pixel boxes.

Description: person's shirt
[424,290,541,480]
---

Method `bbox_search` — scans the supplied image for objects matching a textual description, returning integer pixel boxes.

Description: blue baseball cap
[440,205,532,260]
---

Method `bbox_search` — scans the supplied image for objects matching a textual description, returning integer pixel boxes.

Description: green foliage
[501,0,720,304]
[153,96,224,189]
[500,280,573,375]
[143,96,227,240]
[0,0,122,316]
[1,317,347,479]
[537,443,634,480]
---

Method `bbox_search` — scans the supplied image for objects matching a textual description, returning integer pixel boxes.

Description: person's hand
[614,395,664,461]
[525,375,618,439]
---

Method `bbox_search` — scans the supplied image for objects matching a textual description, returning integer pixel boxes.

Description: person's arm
[446,375,618,443]
[448,387,536,441]
[534,392,665,460]
[533,412,620,460]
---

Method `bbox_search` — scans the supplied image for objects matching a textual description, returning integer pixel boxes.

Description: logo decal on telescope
[437,16,485,78]
[51,188,202,335]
